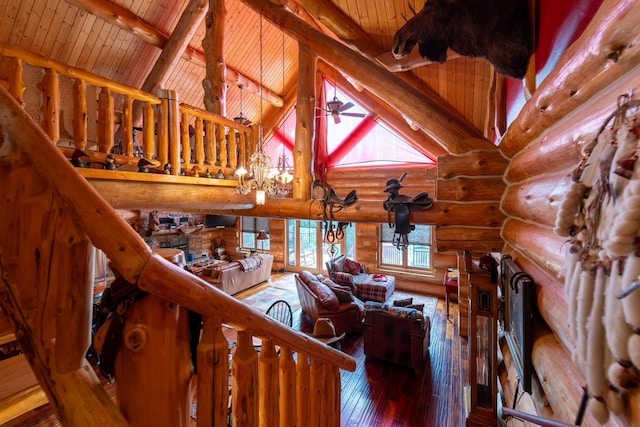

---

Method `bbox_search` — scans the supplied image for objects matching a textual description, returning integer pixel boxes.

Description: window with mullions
[380,223,432,271]
[241,217,270,251]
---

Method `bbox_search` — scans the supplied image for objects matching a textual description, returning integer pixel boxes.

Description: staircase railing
[0,77,354,427]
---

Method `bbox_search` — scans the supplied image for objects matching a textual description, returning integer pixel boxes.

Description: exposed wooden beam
[202,0,226,115]
[241,0,493,154]
[142,0,208,95]
[65,0,283,107]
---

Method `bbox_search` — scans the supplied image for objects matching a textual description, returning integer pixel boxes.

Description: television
[204,214,237,228]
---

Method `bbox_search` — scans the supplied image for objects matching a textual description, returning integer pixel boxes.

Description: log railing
[0,43,255,178]
[0,84,354,426]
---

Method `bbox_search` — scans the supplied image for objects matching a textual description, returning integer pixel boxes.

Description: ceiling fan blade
[340,112,366,118]
[338,102,354,112]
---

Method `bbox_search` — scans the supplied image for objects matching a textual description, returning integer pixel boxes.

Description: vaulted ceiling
[0,0,504,161]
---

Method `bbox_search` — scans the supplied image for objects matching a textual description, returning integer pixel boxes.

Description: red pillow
[344,258,362,275]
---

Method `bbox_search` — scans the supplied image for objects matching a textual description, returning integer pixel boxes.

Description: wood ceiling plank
[74,13,106,69]
[50,3,79,62]
[29,0,59,55]
[7,0,34,47]
[64,8,97,66]
[0,0,21,42]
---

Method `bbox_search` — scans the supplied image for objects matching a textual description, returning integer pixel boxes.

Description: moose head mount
[391,0,534,79]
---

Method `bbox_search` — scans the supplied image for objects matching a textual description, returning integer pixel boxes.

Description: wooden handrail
[0,83,356,370]
[0,43,160,103]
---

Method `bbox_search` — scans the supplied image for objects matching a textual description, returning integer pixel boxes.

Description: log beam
[240,0,492,154]
[202,0,226,115]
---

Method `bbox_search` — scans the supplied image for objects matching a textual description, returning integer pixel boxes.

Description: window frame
[379,223,433,273]
[240,217,270,251]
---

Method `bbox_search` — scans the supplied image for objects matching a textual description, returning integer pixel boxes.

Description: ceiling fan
[316,96,366,124]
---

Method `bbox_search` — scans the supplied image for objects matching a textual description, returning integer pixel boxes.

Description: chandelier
[235,15,292,205]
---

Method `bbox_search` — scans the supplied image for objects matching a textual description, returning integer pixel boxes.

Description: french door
[286,220,355,274]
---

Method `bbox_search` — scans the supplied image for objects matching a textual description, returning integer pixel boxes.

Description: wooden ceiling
[0,0,500,158]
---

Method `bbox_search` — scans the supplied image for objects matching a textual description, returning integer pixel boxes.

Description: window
[241,217,270,251]
[380,224,432,271]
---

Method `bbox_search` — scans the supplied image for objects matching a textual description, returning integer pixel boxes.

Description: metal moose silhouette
[383,173,433,249]
[391,0,534,79]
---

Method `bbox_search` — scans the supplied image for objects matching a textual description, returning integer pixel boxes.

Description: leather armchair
[295,272,363,336]
[362,307,430,372]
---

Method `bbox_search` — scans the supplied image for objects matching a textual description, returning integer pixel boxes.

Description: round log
[501,0,640,157]
[501,219,565,274]
[501,173,574,228]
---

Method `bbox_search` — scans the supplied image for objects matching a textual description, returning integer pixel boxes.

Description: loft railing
[0,72,354,426]
[0,43,256,178]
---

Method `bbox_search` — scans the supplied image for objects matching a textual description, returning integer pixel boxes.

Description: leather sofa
[294,271,364,336]
[362,304,430,372]
[199,254,273,295]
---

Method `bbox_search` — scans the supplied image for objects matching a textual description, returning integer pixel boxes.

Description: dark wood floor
[5,275,467,427]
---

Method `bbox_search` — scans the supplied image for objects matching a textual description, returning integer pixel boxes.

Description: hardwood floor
[5,273,468,426]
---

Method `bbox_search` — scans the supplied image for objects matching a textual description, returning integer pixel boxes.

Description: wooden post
[8,57,25,105]
[205,120,215,168]
[308,359,323,427]
[42,68,60,144]
[279,346,296,427]
[217,123,227,168]
[195,116,205,166]
[202,0,227,116]
[232,329,259,426]
[73,79,88,151]
[143,101,155,159]
[296,352,310,427]
[196,316,229,427]
[181,111,191,169]
[294,44,315,201]
[259,338,279,427]
[156,94,169,167]
[122,95,134,157]
[114,249,194,427]
[98,87,114,153]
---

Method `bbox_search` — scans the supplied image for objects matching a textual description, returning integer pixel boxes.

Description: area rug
[240,286,301,317]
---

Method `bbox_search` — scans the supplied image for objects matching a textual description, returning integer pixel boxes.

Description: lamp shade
[256,230,269,241]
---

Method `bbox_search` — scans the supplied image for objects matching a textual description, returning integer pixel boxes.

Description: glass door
[287,220,322,273]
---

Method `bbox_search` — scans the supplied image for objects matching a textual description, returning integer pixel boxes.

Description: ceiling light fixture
[235,14,277,205]
[233,84,252,126]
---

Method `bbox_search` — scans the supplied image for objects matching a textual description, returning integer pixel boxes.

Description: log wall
[498,0,640,424]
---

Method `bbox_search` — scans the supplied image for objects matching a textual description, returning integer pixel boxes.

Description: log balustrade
[0,84,354,425]
[0,43,256,178]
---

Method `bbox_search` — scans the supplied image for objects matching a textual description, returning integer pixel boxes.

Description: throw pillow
[332,256,346,273]
[387,306,422,319]
[393,297,413,307]
[344,258,362,275]
[331,287,354,304]
[332,271,354,286]
[364,301,388,312]
[308,281,340,311]
[407,303,425,313]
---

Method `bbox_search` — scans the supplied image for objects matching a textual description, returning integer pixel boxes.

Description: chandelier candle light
[235,15,292,204]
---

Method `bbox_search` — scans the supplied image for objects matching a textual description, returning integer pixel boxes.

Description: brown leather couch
[199,254,273,295]
[362,305,430,372]
[294,271,364,336]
